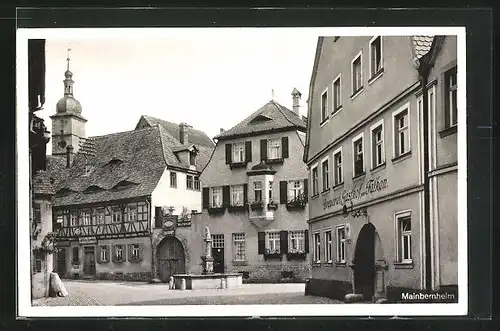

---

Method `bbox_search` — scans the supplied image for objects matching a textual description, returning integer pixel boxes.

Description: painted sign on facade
[323,176,388,211]
[78,236,97,244]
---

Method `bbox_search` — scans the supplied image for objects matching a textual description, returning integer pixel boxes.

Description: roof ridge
[89,126,157,140]
[272,99,297,127]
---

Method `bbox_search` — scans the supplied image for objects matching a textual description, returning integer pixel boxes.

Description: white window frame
[231,184,244,206]
[311,163,319,196]
[288,230,305,253]
[332,73,342,114]
[351,50,363,97]
[131,244,140,259]
[70,212,78,227]
[82,211,91,226]
[324,229,333,263]
[128,204,137,222]
[115,245,123,259]
[320,87,329,125]
[333,146,343,186]
[186,175,193,190]
[336,225,347,263]
[266,231,281,254]
[112,208,121,223]
[321,156,330,191]
[267,138,282,160]
[392,103,411,158]
[210,187,222,208]
[169,171,177,188]
[194,176,201,191]
[369,36,383,79]
[352,132,365,176]
[446,67,458,127]
[370,119,385,169]
[232,142,245,163]
[253,181,262,202]
[233,233,246,261]
[313,231,321,263]
[288,180,304,201]
[394,210,412,263]
[268,181,273,200]
[100,245,108,261]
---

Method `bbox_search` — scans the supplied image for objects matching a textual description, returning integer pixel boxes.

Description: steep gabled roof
[50,125,212,207]
[214,99,306,141]
[136,115,215,148]
[32,170,56,196]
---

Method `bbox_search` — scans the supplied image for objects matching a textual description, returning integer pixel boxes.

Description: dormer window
[190,151,196,166]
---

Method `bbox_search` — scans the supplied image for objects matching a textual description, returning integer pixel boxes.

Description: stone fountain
[172,226,242,290]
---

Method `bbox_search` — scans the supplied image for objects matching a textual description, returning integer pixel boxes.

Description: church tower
[50,48,87,157]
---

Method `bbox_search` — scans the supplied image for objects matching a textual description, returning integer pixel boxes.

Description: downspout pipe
[419,60,432,291]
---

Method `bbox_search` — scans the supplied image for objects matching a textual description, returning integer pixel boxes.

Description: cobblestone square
[32,280,342,306]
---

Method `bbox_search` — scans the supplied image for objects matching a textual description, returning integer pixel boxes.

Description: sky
[39,33,318,154]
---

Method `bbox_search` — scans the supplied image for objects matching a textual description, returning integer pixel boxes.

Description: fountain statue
[202,226,214,274]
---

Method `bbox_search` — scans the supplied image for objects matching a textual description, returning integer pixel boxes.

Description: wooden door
[212,234,224,274]
[157,237,186,282]
[56,248,67,276]
[353,223,376,301]
[83,246,96,276]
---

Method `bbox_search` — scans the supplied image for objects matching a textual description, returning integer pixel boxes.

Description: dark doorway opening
[56,248,67,276]
[353,222,376,301]
[83,246,96,276]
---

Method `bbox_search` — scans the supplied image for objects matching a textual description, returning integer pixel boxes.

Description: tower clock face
[58,140,67,149]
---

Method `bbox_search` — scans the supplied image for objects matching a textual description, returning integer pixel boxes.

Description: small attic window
[56,187,74,196]
[189,151,196,166]
[107,157,123,166]
[250,115,272,124]
[112,180,137,190]
[83,185,103,193]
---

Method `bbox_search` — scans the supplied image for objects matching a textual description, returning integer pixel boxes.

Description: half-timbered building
[49,57,213,281]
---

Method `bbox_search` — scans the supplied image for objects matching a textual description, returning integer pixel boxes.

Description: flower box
[208,206,226,215]
[250,201,264,211]
[264,252,282,260]
[287,252,307,260]
[229,162,248,169]
[267,202,278,210]
[286,193,308,210]
[227,204,248,213]
[265,158,284,165]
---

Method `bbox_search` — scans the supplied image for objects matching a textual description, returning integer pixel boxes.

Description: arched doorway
[157,236,186,282]
[353,222,376,301]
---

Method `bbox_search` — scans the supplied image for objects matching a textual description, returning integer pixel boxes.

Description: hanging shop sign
[323,176,388,211]
[162,214,177,236]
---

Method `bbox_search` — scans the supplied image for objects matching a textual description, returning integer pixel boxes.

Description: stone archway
[353,222,376,301]
[156,236,186,282]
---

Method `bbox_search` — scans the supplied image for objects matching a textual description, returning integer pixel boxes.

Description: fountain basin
[173,273,242,290]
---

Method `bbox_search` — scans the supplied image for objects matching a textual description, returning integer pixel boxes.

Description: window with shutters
[333,148,343,186]
[289,230,305,253]
[231,185,244,206]
[232,142,245,163]
[288,180,303,201]
[267,138,281,160]
[233,233,246,261]
[353,134,364,177]
[393,106,410,158]
[266,231,281,254]
[336,226,346,263]
[211,187,222,207]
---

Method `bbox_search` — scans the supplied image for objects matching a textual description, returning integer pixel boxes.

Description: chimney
[179,122,192,145]
[291,88,302,115]
[66,145,74,168]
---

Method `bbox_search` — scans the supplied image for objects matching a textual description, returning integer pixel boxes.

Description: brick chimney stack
[179,122,192,145]
[291,88,302,116]
[66,145,74,168]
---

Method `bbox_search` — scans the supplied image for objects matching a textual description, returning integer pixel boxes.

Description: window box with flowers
[265,157,284,165]
[286,193,307,210]
[286,250,307,260]
[250,201,264,211]
[208,206,226,215]
[264,249,282,260]
[227,203,248,213]
[267,200,278,210]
